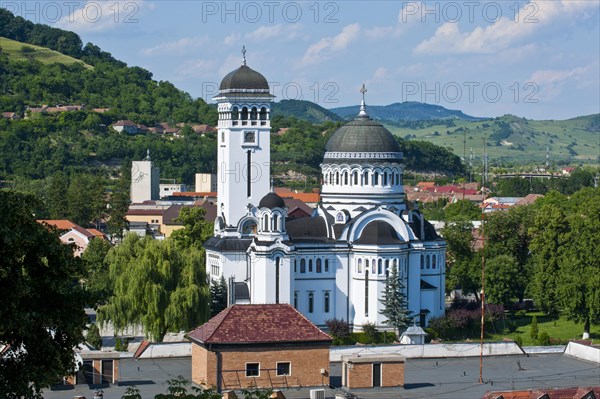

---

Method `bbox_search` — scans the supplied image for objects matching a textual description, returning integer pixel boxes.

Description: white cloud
[56,1,146,33]
[300,23,361,66]
[223,33,241,46]
[245,24,302,41]
[414,0,598,55]
[140,37,208,56]
[529,65,591,99]
[175,59,217,79]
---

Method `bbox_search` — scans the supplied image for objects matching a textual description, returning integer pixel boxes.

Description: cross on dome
[242,45,247,66]
[358,83,369,118]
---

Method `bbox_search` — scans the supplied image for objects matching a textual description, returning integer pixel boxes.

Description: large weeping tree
[99,234,210,342]
[379,264,412,335]
[0,190,87,398]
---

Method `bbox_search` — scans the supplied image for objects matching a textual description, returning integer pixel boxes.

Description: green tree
[556,188,600,338]
[107,164,131,241]
[81,237,113,305]
[379,265,412,335]
[485,205,534,302]
[485,254,522,308]
[99,234,210,342]
[67,173,106,227]
[529,196,568,315]
[171,206,214,250]
[444,199,481,221]
[86,323,102,349]
[121,386,142,399]
[0,190,87,398]
[442,221,479,298]
[210,276,228,317]
[530,315,539,340]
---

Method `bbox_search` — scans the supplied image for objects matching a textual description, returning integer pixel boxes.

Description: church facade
[205,56,446,330]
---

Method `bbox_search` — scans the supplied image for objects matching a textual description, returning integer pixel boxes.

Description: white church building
[204,53,446,330]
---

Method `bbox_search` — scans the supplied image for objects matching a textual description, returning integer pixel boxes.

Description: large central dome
[219,64,269,92]
[325,117,401,153]
[323,100,402,164]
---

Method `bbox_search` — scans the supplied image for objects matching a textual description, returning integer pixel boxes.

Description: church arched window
[241,107,248,120]
[426,255,431,269]
[343,171,348,185]
[372,260,376,274]
[357,258,362,273]
[385,259,390,277]
[232,106,239,120]
[300,259,306,273]
[384,171,388,186]
[259,107,267,120]
[363,171,369,185]
[250,107,258,120]
[273,213,279,232]
[263,214,269,232]
[335,171,340,185]
[378,259,383,275]
[373,172,379,186]
[325,259,329,272]
[420,254,424,269]
[353,171,358,185]
[316,259,322,273]
[432,254,437,269]
[308,259,313,272]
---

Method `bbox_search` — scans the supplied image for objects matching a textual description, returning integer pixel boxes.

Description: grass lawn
[0,36,93,69]
[485,311,599,346]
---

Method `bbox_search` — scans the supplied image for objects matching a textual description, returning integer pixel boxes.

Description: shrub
[514,335,523,347]
[362,322,379,344]
[537,331,550,346]
[530,316,539,340]
[485,304,505,321]
[325,318,350,339]
[115,337,130,352]
[505,320,517,333]
[86,323,102,349]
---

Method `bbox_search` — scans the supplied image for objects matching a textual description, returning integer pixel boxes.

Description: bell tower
[213,47,274,235]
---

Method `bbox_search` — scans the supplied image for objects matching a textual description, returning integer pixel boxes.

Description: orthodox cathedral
[204,52,446,330]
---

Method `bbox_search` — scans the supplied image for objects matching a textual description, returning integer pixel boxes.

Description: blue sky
[8,0,600,119]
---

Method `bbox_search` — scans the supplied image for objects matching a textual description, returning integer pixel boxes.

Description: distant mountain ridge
[330,101,484,122]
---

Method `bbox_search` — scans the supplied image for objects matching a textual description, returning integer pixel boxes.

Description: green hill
[385,114,600,164]
[272,100,342,123]
[0,36,92,68]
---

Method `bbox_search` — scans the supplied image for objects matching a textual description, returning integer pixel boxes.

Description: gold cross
[360,84,367,102]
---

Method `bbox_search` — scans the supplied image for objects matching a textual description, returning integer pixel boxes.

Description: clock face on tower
[243,130,257,145]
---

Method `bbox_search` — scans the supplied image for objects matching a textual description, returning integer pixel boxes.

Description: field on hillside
[386,114,599,165]
[0,36,92,69]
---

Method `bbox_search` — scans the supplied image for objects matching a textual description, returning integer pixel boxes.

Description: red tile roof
[37,219,95,238]
[482,387,599,399]
[188,304,332,345]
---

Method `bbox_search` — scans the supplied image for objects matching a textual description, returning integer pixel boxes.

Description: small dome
[259,192,285,209]
[219,65,269,92]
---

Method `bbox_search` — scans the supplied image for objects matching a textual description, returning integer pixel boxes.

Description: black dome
[258,192,285,209]
[325,115,401,154]
[219,65,269,91]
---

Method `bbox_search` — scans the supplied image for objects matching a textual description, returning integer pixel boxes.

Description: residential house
[188,304,332,391]
[36,220,103,257]
[2,112,20,120]
[112,120,138,134]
